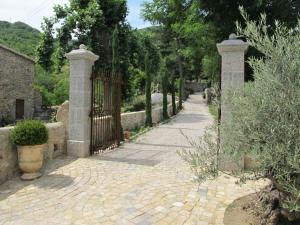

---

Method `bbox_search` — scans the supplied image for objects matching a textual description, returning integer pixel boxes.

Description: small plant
[0,115,14,127]
[10,120,48,146]
[122,95,146,112]
[178,124,219,184]
[130,125,151,140]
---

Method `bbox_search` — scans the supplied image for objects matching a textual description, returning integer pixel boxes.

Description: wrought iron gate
[90,71,121,154]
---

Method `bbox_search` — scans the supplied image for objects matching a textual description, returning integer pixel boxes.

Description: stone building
[0,44,35,122]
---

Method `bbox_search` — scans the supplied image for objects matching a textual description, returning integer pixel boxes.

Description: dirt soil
[224,190,300,225]
[223,193,260,225]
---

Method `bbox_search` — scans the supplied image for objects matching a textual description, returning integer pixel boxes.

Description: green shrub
[10,120,48,146]
[0,115,14,127]
[202,53,220,86]
[122,95,146,112]
[179,11,300,221]
[222,12,300,218]
[208,104,219,120]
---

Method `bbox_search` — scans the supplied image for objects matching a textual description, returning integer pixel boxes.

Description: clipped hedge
[10,120,48,146]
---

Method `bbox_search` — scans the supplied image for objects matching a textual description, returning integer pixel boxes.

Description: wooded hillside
[0,21,40,58]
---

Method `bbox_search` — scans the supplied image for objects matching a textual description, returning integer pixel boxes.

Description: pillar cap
[65,44,99,62]
[217,34,249,54]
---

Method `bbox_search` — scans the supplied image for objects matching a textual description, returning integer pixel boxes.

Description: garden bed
[224,186,300,225]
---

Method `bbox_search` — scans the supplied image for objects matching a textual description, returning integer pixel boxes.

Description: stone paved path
[0,94,267,225]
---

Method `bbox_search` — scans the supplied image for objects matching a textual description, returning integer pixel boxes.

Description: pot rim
[17,143,46,148]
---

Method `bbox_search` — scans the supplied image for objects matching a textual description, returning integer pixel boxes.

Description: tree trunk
[171,75,176,115]
[145,52,152,126]
[176,38,184,110]
[162,73,169,119]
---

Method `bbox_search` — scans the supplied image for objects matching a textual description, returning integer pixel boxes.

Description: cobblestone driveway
[0,94,267,225]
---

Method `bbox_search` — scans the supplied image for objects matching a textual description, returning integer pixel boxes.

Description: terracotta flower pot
[17,144,45,180]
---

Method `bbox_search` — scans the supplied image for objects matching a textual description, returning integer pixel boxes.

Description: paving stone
[0,94,269,225]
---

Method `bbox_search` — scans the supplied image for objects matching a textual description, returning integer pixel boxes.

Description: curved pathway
[0,93,267,225]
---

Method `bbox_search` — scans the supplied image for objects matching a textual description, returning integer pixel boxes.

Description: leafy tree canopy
[199,0,300,39]
[0,21,40,58]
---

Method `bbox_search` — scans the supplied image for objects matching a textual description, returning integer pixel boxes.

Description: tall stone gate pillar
[217,34,249,123]
[217,34,249,170]
[66,44,99,157]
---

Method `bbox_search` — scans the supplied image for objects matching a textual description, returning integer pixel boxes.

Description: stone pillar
[65,45,99,157]
[217,34,249,123]
[217,34,249,170]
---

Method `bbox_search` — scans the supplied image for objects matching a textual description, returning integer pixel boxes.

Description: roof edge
[0,44,36,63]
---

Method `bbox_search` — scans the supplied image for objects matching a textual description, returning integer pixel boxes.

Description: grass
[129,126,152,140]
[209,104,219,120]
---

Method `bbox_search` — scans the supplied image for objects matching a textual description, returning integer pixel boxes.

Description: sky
[0,0,151,30]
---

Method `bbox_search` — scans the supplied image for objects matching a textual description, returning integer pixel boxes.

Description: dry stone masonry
[0,44,35,121]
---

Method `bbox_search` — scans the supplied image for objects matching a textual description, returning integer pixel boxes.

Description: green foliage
[178,7,300,218]
[161,60,169,119]
[112,25,120,74]
[51,0,127,71]
[52,70,69,105]
[0,115,14,127]
[178,124,219,184]
[34,65,69,107]
[222,13,300,217]
[10,120,48,146]
[199,0,300,40]
[208,104,219,121]
[145,51,152,127]
[142,0,187,108]
[129,125,151,140]
[122,95,146,113]
[202,53,220,86]
[0,21,40,58]
[128,66,146,96]
[36,18,55,71]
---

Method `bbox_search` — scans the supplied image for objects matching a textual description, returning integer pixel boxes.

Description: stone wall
[122,103,176,130]
[0,122,66,185]
[121,111,146,131]
[56,100,177,135]
[0,45,35,121]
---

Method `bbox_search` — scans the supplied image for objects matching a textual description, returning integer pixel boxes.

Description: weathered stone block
[67,140,90,157]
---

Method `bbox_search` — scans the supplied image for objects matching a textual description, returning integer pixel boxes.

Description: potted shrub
[10,120,48,180]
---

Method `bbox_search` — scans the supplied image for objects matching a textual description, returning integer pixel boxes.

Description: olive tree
[180,11,300,221]
[224,13,300,219]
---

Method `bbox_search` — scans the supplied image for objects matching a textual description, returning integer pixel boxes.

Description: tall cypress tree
[36,18,54,71]
[112,25,123,142]
[171,75,177,115]
[145,51,152,127]
[161,60,169,119]
[112,25,119,75]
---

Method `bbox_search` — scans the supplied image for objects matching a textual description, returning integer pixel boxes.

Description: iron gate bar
[90,70,122,155]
